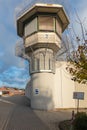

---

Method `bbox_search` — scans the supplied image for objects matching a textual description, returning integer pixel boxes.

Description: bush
[59,120,71,130]
[73,112,87,130]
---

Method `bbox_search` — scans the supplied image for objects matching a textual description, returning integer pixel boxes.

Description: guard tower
[16,3,69,110]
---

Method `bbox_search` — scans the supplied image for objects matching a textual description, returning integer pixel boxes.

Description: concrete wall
[75,82,87,108]
[25,61,87,110]
[54,61,75,109]
[30,72,55,110]
[25,32,61,49]
[25,80,31,99]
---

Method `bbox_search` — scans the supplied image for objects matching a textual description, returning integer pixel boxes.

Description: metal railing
[15,0,63,19]
[15,39,25,58]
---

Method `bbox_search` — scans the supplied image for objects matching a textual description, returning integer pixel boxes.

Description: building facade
[16,3,87,110]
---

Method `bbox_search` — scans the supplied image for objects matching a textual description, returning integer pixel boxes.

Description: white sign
[73,92,84,100]
[35,89,39,95]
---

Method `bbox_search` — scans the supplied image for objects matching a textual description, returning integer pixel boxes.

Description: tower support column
[29,48,55,110]
[16,3,69,110]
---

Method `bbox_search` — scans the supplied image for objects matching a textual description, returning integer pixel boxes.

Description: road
[0,95,72,130]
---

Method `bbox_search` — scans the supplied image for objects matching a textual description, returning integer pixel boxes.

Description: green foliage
[59,120,71,130]
[73,112,87,130]
[68,44,87,83]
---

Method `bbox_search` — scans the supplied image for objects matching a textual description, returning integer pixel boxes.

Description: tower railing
[15,0,64,19]
[15,39,25,58]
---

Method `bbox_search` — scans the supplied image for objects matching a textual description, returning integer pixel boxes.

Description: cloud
[0,66,29,88]
[0,0,29,88]
[0,0,87,88]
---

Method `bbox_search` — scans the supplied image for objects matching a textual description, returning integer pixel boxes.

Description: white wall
[54,61,75,108]
[25,80,31,99]
[75,82,87,108]
[25,61,87,110]
[30,72,55,110]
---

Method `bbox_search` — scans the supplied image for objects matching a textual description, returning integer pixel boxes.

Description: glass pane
[39,16,54,31]
[56,19,62,35]
[24,17,37,36]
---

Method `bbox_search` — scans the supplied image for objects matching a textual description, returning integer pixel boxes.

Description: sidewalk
[0,96,72,130]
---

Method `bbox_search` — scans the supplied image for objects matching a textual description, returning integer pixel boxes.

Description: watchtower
[16,3,69,110]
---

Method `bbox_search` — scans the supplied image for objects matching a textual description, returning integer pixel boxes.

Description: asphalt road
[0,95,72,130]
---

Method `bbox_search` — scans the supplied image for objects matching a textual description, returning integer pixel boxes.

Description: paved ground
[0,95,72,130]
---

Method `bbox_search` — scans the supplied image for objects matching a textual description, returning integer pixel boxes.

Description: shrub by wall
[73,112,87,130]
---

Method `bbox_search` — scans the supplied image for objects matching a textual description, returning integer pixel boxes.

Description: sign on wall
[35,89,39,95]
[73,92,84,100]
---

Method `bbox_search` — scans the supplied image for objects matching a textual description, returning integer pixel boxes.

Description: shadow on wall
[25,74,55,110]
[31,92,55,110]
[25,79,32,99]
[25,75,39,99]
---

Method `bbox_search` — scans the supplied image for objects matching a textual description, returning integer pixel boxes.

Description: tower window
[24,17,37,37]
[56,19,62,35]
[38,16,54,31]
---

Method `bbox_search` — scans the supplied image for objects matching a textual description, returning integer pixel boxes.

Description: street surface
[0,95,72,130]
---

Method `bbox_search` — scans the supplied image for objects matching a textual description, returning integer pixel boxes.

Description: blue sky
[0,0,87,88]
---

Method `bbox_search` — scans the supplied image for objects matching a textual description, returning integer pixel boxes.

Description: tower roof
[17,3,69,37]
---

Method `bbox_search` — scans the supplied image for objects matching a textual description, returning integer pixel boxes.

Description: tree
[66,11,87,83]
[67,44,87,83]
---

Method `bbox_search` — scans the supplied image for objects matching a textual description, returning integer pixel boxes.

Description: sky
[0,0,87,88]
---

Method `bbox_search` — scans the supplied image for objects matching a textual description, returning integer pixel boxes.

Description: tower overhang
[17,3,69,37]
